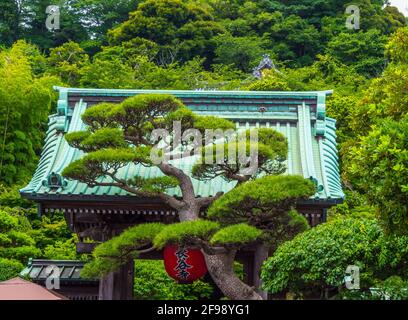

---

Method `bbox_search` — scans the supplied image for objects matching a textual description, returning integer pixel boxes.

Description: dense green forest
[0,0,407,299]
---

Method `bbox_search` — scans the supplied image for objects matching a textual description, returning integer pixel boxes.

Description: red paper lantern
[163,245,207,283]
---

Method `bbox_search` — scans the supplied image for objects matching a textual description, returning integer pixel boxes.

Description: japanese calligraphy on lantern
[163,245,208,282]
[174,248,193,280]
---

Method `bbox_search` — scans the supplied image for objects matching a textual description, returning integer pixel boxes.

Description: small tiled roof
[0,277,67,300]
[20,259,95,282]
[21,87,344,201]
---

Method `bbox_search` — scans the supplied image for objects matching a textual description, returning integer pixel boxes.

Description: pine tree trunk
[179,205,263,300]
[204,251,263,300]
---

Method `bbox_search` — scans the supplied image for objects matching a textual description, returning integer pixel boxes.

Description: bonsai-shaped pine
[62,94,315,300]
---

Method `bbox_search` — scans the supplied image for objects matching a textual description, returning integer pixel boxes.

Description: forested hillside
[0,0,407,299]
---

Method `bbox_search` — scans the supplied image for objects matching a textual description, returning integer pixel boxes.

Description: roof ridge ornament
[42,172,68,189]
[315,92,328,137]
[252,54,282,79]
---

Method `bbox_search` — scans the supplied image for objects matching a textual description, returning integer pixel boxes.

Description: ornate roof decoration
[252,54,281,79]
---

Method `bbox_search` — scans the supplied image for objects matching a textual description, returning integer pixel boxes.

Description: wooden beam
[76,242,98,254]
[241,255,254,287]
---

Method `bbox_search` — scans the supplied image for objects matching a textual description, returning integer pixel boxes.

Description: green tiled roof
[20,259,96,282]
[21,87,344,201]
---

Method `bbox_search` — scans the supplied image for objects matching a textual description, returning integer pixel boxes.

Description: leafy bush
[0,206,81,267]
[261,216,408,299]
[0,184,32,208]
[134,260,213,300]
[0,209,19,231]
[43,238,83,261]
[0,42,59,185]
[0,258,24,282]
[373,276,408,300]
[347,116,408,235]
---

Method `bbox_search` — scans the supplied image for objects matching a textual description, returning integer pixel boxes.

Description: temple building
[20,87,344,299]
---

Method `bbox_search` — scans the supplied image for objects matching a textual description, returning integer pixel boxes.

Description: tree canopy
[261,215,408,299]
[59,91,317,300]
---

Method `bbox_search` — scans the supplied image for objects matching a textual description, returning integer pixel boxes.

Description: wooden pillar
[322,208,328,223]
[98,226,135,300]
[99,259,134,300]
[242,255,254,287]
[253,244,269,299]
[241,245,270,299]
